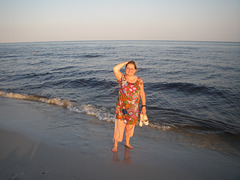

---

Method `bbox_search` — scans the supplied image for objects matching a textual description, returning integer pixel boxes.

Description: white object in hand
[139,114,149,127]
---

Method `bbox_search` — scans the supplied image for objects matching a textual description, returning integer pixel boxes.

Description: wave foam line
[0,91,72,107]
[149,123,171,131]
[0,91,115,123]
[69,105,115,122]
[0,91,171,131]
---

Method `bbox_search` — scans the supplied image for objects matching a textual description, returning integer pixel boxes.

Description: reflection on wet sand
[112,147,132,164]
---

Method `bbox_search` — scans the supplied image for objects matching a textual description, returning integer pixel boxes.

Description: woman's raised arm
[113,61,129,81]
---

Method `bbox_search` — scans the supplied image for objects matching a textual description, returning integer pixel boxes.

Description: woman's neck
[125,75,137,83]
[126,74,135,79]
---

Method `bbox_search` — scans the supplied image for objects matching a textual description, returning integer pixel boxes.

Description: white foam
[0,91,115,122]
[0,90,171,131]
[39,97,72,107]
[69,104,115,122]
[149,123,171,131]
[0,91,72,108]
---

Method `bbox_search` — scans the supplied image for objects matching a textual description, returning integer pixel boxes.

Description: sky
[0,0,240,43]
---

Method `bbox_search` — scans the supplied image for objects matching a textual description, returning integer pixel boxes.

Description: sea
[0,40,240,156]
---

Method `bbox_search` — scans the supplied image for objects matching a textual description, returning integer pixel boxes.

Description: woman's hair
[126,60,137,70]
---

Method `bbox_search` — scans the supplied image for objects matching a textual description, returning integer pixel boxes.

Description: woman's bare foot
[112,146,118,152]
[125,144,134,149]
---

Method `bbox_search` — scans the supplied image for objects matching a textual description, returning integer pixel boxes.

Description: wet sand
[0,97,240,180]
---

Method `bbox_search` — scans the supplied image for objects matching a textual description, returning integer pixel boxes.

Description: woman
[112,61,146,152]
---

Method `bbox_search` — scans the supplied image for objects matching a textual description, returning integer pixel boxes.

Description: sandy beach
[0,97,240,180]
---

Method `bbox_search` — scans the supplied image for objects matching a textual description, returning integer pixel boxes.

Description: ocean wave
[52,66,76,71]
[81,54,103,58]
[146,82,227,97]
[2,91,240,135]
[149,123,171,131]
[0,91,72,107]
[55,78,117,89]
[0,55,19,59]
[175,120,240,135]
[0,91,171,131]
[58,54,103,59]
[9,77,116,90]
[0,91,115,123]
[6,72,54,82]
[145,105,240,135]
[69,105,115,122]
[35,53,54,57]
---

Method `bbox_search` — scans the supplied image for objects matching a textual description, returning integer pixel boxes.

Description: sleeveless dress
[115,75,143,125]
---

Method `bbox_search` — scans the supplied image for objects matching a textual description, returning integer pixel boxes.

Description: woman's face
[126,64,137,76]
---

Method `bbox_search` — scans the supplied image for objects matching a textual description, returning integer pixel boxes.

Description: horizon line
[1,39,240,44]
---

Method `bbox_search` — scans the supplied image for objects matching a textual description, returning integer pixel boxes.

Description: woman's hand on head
[113,61,129,81]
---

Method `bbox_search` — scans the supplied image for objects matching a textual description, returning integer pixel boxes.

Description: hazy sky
[0,0,240,43]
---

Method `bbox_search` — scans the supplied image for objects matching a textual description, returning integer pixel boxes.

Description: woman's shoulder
[117,73,125,81]
[136,76,141,80]
[136,76,143,85]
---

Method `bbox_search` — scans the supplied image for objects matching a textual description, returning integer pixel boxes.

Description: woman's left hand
[141,107,146,115]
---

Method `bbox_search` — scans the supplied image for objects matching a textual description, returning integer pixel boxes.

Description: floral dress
[115,75,143,125]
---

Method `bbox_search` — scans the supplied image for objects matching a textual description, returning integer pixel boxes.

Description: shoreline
[0,97,240,180]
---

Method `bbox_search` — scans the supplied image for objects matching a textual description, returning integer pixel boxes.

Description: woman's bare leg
[125,136,134,149]
[112,140,118,152]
